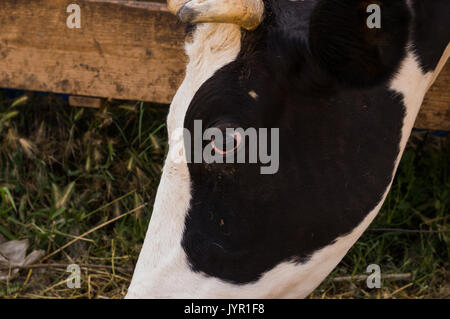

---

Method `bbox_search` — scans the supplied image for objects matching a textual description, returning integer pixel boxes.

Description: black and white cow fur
[126,0,450,298]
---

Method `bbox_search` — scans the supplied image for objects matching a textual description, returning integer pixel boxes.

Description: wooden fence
[0,0,448,130]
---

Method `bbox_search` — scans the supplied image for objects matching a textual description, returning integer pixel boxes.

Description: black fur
[410,0,450,72]
[181,0,449,284]
[309,0,411,86]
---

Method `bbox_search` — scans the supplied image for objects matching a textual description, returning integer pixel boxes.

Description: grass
[0,90,448,299]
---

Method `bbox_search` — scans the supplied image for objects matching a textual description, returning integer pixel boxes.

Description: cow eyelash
[211,132,242,155]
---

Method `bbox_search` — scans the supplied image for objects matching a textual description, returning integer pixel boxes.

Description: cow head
[126,0,447,298]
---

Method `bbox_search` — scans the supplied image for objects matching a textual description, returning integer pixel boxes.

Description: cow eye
[211,131,242,155]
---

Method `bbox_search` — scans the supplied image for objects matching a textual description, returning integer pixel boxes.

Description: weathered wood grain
[0,0,186,104]
[69,95,103,108]
[0,0,448,130]
[416,60,450,131]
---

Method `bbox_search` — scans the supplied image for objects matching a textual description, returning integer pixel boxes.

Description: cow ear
[308,0,411,87]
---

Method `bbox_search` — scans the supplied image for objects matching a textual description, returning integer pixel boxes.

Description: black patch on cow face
[308,0,411,87]
[410,0,450,72]
[181,0,414,284]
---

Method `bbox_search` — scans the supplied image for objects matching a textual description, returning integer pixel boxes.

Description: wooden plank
[0,0,448,130]
[416,59,450,131]
[69,95,103,108]
[0,0,187,104]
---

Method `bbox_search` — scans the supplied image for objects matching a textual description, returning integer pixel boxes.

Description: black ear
[309,0,411,87]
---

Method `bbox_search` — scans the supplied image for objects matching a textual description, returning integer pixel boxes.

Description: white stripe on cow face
[126,26,443,298]
[390,51,434,158]
[126,23,242,298]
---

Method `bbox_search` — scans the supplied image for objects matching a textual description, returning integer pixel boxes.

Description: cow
[126,0,450,298]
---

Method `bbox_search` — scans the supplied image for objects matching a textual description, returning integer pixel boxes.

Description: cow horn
[167,0,265,31]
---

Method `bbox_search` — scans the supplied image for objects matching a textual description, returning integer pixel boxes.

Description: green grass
[0,90,448,298]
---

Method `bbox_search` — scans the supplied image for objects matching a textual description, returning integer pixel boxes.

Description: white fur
[126,22,445,298]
